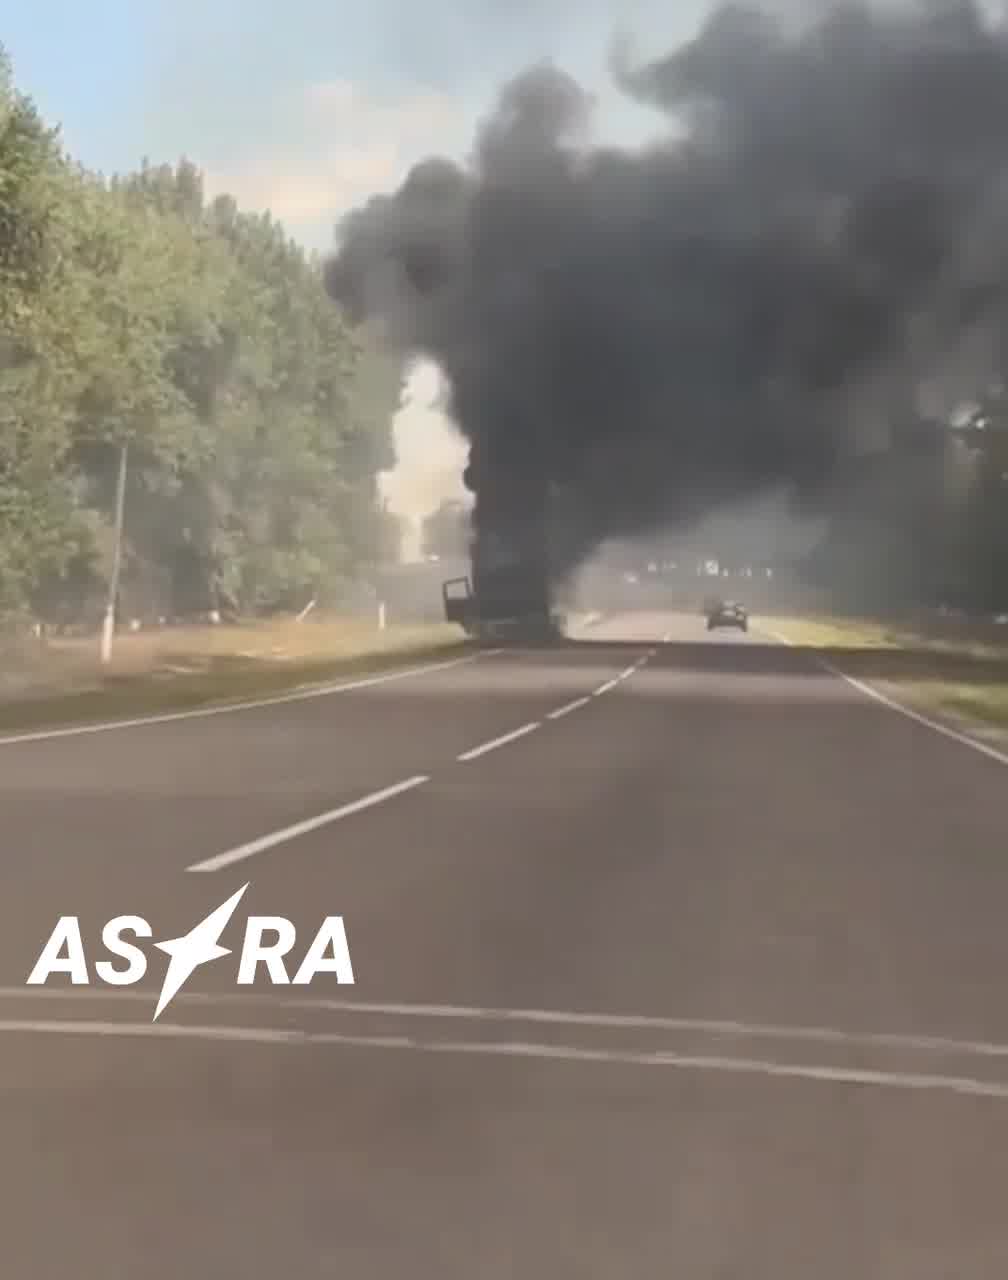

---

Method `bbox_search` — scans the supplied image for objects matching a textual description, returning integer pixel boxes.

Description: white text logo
[26,883,354,1020]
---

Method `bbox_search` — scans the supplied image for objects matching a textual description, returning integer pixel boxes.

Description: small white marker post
[378,601,387,631]
[100,440,128,666]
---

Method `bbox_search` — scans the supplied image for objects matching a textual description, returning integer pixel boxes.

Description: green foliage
[0,68,82,613]
[0,48,401,621]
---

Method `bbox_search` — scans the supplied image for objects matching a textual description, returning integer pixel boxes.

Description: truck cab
[442,571,560,643]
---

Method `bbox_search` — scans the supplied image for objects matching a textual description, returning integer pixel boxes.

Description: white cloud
[206,145,398,227]
[305,80,460,141]
[202,80,467,251]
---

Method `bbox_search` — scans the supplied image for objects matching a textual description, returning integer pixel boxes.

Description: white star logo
[151,883,249,1021]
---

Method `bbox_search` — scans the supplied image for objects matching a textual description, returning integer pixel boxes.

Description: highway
[3,610,1008,1278]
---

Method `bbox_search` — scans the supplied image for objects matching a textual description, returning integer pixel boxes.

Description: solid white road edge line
[4,1019,1008,1098]
[457,722,540,762]
[9,989,1008,1061]
[818,657,1008,768]
[0,650,502,748]
[762,628,1008,768]
[186,776,430,873]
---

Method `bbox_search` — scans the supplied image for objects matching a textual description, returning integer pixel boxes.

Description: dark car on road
[706,599,748,632]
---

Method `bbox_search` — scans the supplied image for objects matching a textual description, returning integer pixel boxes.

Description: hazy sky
[4,0,705,250]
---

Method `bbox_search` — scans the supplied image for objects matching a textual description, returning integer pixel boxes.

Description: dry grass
[927,683,1008,728]
[760,615,898,650]
[0,614,470,732]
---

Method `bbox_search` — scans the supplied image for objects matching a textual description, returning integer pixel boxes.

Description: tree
[0,56,86,613]
[0,51,411,626]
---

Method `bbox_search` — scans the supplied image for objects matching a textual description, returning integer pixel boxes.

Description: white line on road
[0,651,500,748]
[10,989,1008,1062]
[545,649,650,719]
[4,1017,1008,1099]
[186,776,430,873]
[547,697,592,721]
[593,659,647,695]
[819,658,1008,768]
[762,629,1008,768]
[457,722,540,761]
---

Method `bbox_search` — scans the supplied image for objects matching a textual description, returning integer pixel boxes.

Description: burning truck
[441,448,561,643]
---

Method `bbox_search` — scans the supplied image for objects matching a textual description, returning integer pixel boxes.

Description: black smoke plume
[326,1,1008,600]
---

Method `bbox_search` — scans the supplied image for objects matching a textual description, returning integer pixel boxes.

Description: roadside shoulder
[760,621,1008,764]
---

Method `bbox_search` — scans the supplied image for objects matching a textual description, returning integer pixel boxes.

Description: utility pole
[100,440,128,665]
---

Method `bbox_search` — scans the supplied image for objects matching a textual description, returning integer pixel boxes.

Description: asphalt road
[3,610,1008,1278]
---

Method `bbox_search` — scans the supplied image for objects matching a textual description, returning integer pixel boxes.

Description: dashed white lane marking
[547,697,592,721]
[186,776,430,873]
[547,651,653,718]
[763,629,1008,768]
[3,1018,1008,1099]
[0,651,501,748]
[9,989,1008,1063]
[189,645,654,865]
[457,722,540,762]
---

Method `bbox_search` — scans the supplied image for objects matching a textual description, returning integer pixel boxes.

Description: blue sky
[4,0,708,251]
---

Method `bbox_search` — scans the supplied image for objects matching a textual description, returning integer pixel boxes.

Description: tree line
[6,41,1007,631]
[0,48,403,627]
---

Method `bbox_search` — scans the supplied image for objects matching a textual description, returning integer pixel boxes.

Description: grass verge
[762,613,1008,734]
[0,618,471,734]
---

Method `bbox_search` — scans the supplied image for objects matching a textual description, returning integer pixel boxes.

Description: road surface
[2,611,1008,1278]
